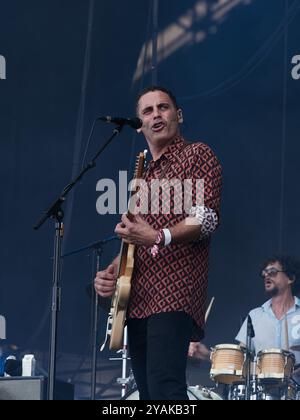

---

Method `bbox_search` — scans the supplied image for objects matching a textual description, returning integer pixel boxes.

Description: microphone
[247,315,255,338]
[98,116,142,129]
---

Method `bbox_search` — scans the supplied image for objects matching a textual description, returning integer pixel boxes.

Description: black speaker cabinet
[0,376,44,400]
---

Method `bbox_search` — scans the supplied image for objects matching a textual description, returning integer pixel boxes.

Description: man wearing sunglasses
[235,255,300,383]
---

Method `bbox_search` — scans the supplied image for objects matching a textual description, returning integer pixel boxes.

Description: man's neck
[271,291,294,319]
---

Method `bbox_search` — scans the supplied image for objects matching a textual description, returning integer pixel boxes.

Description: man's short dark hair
[263,254,300,295]
[135,85,179,114]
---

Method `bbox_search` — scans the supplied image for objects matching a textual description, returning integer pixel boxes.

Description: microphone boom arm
[34,123,124,230]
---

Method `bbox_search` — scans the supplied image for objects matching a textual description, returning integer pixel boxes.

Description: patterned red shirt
[127,136,222,340]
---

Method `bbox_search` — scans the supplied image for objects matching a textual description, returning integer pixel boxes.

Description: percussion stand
[62,235,119,400]
[245,315,255,400]
[109,326,133,398]
[91,244,103,401]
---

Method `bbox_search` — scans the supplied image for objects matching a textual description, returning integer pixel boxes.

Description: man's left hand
[115,214,157,247]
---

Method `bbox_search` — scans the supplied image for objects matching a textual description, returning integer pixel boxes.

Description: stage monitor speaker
[0,376,74,400]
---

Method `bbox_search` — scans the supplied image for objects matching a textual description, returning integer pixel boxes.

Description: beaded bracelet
[150,229,165,257]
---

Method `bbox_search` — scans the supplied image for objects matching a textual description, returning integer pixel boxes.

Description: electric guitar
[102,150,147,351]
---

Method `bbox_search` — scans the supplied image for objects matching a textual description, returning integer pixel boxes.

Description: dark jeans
[127,311,193,400]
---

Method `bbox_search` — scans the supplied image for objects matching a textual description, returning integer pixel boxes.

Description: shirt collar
[163,135,185,160]
[148,135,185,168]
[262,297,300,312]
[262,299,272,312]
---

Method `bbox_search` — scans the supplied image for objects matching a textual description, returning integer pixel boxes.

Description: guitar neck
[116,150,147,279]
[117,239,129,278]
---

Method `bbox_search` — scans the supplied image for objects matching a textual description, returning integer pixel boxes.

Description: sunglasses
[261,268,286,278]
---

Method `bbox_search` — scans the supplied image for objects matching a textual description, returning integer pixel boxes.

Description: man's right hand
[94,264,117,298]
[188,342,211,361]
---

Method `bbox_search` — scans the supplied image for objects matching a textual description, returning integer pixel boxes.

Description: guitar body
[106,151,147,351]
[109,244,134,350]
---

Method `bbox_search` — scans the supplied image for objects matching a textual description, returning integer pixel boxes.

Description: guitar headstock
[133,149,147,179]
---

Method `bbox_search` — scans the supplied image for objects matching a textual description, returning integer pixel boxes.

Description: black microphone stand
[34,123,124,400]
[91,246,102,401]
[245,315,255,400]
[62,235,119,400]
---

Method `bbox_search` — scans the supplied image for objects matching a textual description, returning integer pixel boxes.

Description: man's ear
[136,119,143,133]
[177,109,183,123]
[288,275,296,285]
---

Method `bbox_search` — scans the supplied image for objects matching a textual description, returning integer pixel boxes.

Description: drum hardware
[251,359,259,397]
[244,315,255,400]
[227,378,298,400]
[228,383,244,400]
[227,368,260,401]
[121,385,223,400]
[116,369,135,392]
[285,378,300,400]
[62,235,119,400]
[283,382,297,400]
[226,348,298,400]
[186,385,223,400]
[109,326,133,398]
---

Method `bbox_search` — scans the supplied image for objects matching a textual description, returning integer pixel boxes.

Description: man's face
[261,261,291,296]
[137,90,181,146]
